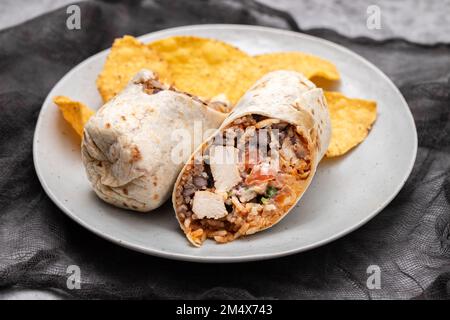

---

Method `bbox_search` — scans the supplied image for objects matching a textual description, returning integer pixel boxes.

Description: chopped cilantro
[265,186,278,198]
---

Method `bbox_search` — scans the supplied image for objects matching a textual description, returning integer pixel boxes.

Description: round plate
[33,24,417,262]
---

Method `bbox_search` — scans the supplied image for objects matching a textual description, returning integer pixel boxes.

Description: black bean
[183,187,195,197]
[193,176,207,188]
[204,164,214,188]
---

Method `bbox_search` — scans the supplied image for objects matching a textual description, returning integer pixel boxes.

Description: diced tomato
[245,162,276,185]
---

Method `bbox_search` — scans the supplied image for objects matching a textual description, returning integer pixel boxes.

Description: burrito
[82,69,226,212]
[173,70,331,246]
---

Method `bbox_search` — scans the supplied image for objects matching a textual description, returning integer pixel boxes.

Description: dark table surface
[0,0,449,300]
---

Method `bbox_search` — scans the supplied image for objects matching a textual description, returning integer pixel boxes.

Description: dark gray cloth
[0,0,449,299]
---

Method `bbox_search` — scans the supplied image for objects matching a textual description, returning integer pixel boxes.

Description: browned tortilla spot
[130,146,142,162]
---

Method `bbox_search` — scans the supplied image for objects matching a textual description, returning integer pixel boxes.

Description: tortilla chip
[149,38,340,105]
[253,52,340,83]
[325,92,377,157]
[95,35,373,157]
[97,35,171,102]
[99,36,340,105]
[53,96,94,137]
[149,36,259,105]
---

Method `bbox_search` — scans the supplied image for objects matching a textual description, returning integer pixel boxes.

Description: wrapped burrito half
[173,70,331,245]
[82,69,226,212]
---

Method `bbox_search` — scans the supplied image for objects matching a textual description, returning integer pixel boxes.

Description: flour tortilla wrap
[82,69,226,212]
[173,70,331,246]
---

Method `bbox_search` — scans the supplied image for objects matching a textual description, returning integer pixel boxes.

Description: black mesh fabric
[0,0,449,299]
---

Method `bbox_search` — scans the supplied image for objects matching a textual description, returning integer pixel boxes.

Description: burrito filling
[174,115,313,245]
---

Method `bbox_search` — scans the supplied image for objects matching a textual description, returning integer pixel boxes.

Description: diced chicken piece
[192,191,228,219]
[209,146,242,192]
[280,137,297,162]
[255,118,280,129]
[237,186,257,203]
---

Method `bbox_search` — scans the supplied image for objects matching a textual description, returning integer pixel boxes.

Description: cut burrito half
[173,70,331,246]
[82,69,226,212]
